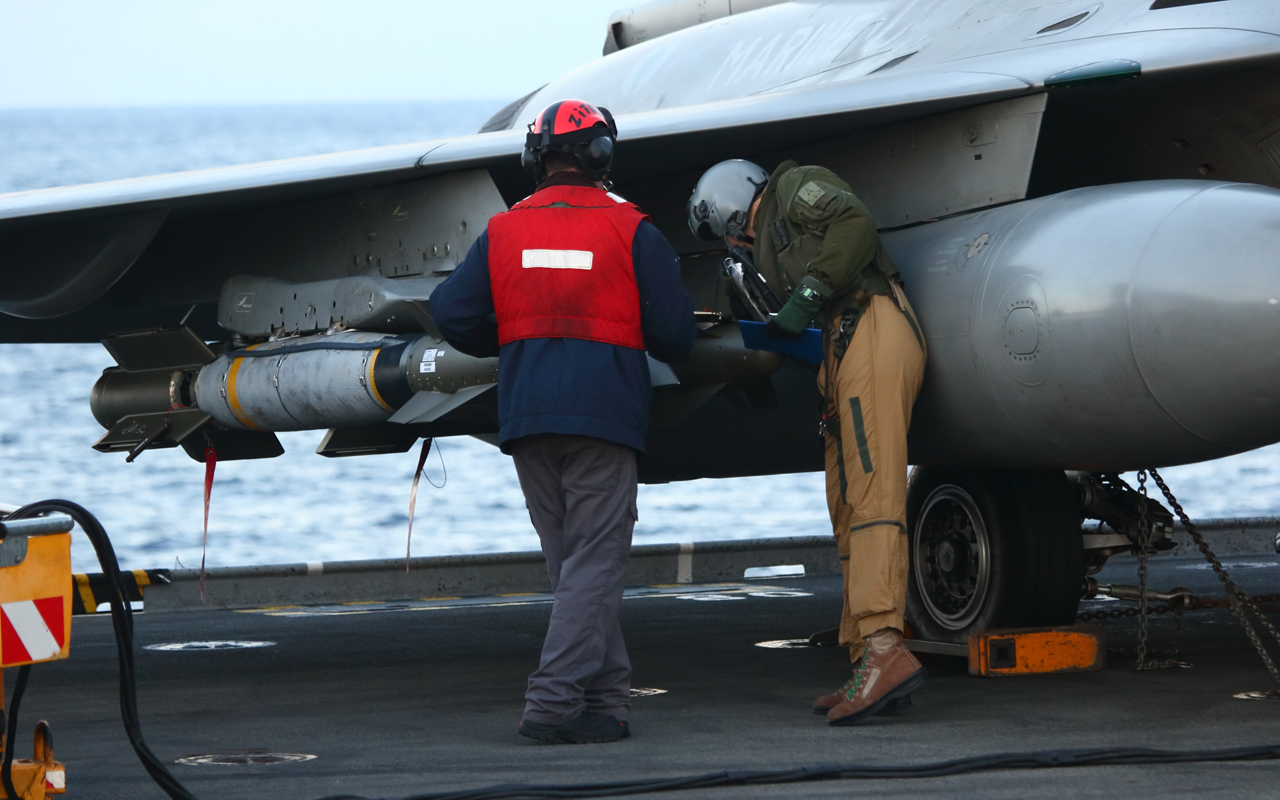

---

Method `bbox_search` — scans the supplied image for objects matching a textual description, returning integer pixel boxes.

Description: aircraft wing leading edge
[0,69,1034,228]
[1,19,1278,333]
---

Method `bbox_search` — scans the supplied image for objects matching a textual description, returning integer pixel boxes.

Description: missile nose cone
[1129,183,1280,450]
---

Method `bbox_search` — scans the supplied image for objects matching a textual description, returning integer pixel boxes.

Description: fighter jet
[2,0,1278,643]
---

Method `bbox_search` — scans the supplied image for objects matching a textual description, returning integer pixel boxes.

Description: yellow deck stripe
[73,573,98,614]
[226,345,263,430]
[131,569,151,588]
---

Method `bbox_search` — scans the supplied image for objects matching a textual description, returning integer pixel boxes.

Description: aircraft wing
[3,9,1280,337]
[0,67,1033,336]
[9,17,1278,227]
[0,69,1030,228]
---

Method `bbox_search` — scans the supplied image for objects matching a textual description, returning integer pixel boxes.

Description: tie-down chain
[1076,468,1280,697]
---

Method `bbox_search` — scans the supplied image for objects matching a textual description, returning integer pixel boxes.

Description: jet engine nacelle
[602,0,786,54]
[895,180,1280,471]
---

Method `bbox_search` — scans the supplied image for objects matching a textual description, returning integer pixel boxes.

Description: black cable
[1,665,30,800]
[726,245,782,312]
[10,501,198,800]
[226,339,397,358]
[315,743,1280,800]
[6,501,1280,800]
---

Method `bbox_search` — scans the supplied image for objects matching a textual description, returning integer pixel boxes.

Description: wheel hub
[937,541,957,573]
[913,485,992,631]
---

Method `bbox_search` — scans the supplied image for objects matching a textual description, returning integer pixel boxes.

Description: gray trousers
[512,433,637,725]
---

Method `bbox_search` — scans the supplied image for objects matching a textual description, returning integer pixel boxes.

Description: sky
[0,0,629,108]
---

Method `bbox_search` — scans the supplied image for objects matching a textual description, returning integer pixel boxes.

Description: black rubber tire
[905,467,1083,644]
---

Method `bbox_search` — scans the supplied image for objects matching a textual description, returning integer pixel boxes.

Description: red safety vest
[488,185,648,350]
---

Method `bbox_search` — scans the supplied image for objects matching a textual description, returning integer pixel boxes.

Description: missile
[191,332,496,432]
[895,180,1280,470]
[89,316,783,460]
[89,329,501,459]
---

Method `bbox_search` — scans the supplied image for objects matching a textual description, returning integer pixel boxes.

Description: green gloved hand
[765,276,830,340]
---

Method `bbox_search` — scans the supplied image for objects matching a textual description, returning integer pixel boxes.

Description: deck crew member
[688,159,928,725]
[431,100,696,744]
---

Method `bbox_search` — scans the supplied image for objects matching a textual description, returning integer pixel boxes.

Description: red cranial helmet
[521,99,618,184]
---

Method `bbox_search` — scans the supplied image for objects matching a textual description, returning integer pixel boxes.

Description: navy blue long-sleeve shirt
[429,209,696,454]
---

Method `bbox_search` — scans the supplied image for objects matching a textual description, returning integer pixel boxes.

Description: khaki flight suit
[755,161,927,662]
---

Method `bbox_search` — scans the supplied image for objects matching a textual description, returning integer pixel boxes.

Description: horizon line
[0,98,516,113]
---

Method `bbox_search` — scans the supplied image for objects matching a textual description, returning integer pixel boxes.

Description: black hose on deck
[1,665,31,800]
[5,501,1280,800]
[315,742,1280,800]
[9,501,198,800]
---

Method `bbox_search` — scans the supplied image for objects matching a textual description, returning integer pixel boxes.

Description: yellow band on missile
[366,347,394,412]
[226,345,263,431]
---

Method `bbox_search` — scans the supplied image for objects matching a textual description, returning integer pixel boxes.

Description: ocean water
[1,104,1277,573]
[0,103,501,194]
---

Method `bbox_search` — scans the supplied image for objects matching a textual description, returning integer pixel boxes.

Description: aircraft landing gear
[905,467,1084,644]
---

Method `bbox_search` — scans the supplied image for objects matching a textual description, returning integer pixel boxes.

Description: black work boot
[518,711,630,744]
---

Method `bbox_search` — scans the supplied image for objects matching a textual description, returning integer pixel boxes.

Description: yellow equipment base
[968,624,1106,677]
[0,721,65,799]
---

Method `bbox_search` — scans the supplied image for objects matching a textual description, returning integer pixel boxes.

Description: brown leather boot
[813,657,913,715]
[812,680,912,715]
[825,629,927,726]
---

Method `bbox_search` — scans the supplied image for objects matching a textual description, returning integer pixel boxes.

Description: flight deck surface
[11,555,1280,799]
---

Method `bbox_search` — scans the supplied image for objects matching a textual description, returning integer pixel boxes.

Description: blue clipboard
[738,320,823,365]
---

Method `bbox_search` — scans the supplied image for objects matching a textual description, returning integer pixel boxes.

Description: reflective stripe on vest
[488,185,647,349]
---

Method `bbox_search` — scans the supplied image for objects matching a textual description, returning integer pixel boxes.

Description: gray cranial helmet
[687,159,770,241]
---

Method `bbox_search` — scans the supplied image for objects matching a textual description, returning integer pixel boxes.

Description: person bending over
[689,159,927,725]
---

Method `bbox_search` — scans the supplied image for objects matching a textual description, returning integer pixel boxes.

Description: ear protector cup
[521,147,541,178]
[580,135,614,173]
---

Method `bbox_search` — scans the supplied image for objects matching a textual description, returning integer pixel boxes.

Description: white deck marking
[677,542,694,584]
[240,582,809,617]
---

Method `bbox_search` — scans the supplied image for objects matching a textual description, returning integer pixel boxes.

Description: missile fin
[646,356,680,387]
[650,382,727,431]
[389,385,495,425]
[316,423,420,458]
[92,409,211,455]
[102,326,216,371]
[178,427,284,463]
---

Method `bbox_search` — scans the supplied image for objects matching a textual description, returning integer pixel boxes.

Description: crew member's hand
[765,316,803,340]
[765,277,831,340]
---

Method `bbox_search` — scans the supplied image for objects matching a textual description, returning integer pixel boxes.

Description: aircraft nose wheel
[906,467,1084,644]
[914,486,991,631]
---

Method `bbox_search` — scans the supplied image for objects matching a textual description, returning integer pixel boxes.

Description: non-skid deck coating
[9,555,1280,799]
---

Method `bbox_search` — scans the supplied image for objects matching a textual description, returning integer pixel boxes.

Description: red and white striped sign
[1,597,65,665]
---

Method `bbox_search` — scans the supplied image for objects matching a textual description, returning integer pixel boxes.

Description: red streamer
[406,439,433,572]
[201,445,217,602]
